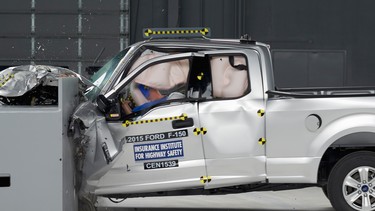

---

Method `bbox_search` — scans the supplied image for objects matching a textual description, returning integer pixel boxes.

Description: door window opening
[210,55,249,98]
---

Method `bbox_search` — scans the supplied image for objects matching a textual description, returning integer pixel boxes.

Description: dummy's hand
[121,99,133,115]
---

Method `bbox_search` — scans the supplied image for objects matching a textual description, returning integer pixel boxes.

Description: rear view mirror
[96,94,111,113]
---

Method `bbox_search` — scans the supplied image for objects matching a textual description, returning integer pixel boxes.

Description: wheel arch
[307,114,375,183]
[317,132,375,185]
[310,114,375,158]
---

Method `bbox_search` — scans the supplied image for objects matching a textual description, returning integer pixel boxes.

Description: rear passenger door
[196,50,267,188]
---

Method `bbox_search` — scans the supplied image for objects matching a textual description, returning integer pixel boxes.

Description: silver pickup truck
[69,34,375,211]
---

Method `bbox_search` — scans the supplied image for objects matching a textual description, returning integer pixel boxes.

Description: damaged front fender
[69,101,121,193]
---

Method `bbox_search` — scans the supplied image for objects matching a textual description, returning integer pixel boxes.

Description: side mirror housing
[96,94,111,113]
[96,94,122,121]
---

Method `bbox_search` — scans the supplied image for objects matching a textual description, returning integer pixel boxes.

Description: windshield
[85,48,130,100]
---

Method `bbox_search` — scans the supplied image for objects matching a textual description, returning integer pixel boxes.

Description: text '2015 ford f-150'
[69,29,375,211]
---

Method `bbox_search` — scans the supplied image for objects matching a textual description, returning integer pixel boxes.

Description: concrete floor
[96,187,334,211]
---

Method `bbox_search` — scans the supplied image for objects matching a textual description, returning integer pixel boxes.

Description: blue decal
[134,140,184,161]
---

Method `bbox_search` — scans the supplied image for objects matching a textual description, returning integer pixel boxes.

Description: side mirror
[96,94,122,121]
[96,94,111,113]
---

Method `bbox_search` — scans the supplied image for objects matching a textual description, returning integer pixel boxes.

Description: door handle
[172,118,194,129]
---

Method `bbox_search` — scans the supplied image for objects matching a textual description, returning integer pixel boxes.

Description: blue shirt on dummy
[132,84,167,112]
[132,97,167,112]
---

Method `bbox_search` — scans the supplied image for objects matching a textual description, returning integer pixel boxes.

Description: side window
[210,55,249,98]
[119,58,190,115]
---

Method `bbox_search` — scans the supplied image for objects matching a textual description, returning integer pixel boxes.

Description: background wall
[131,0,375,88]
[0,0,129,78]
[1,0,374,87]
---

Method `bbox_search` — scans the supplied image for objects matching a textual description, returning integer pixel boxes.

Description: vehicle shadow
[96,187,334,211]
[100,208,334,211]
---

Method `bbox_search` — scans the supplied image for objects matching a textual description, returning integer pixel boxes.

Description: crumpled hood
[0,65,90,97]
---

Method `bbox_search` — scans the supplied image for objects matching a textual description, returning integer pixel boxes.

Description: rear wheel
[328,151,375,211]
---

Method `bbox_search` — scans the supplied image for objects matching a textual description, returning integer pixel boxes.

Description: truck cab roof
[135,37,270,50]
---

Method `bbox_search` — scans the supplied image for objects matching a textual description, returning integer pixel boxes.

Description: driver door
[97,52,208,194]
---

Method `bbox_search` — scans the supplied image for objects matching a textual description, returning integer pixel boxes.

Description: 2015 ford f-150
[70,33,375,211]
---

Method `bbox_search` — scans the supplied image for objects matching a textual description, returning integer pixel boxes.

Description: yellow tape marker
[201,128,207,135]
[200,176,212,184]
[207,176,211,183]
[123,113,188,127]
[0,74,14,88]
[144,29,153,37]
[257,109,265,117]
[200,28,209,35]
[193,127,208,136]
[200,176,205,184]
[144,28,210,38]
[193,128,200,135]
[197,72,204,80]
[258,138,266,145]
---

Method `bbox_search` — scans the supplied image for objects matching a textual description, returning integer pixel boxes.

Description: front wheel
[328,151,375,211]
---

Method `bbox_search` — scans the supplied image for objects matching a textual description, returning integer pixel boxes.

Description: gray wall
[0,0,129,78]
[130,0,375,87]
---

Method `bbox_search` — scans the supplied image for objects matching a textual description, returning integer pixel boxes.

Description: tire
[327,151,375,211]
[322,184,329,199]
[79,194,97,211]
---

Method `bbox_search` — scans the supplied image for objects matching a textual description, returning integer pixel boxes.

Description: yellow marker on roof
[143,27,211,39]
